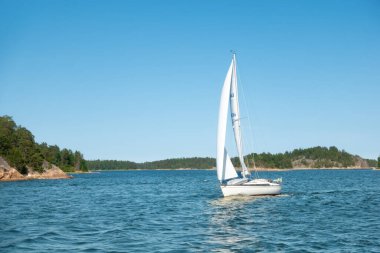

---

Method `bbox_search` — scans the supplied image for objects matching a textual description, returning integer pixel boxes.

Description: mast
[230,54,250,178]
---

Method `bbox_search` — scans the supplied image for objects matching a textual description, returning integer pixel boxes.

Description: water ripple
[1,170,380,252]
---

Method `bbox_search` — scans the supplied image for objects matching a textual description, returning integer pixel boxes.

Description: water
[1,169,379,252]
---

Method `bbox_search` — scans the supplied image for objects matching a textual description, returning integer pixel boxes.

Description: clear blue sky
[1,0,379,162]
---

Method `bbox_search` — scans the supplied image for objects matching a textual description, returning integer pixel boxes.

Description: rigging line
[235,57,260,179]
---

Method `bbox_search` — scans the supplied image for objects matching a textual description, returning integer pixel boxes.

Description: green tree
[61,149,73,166]
[74,151,88,171]
[7,147,27,174]
[74,151,82,170]
[14,127,46,172]
[0,115,88,174]
[0,116,17,155]
[30,152,44,172]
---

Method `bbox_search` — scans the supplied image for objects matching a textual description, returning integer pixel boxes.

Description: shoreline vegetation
[87,146,378,171]
[91,167,375,172]
[1,115,379,182]
[0,116,88,182]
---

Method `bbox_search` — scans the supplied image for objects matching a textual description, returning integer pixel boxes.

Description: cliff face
[0,157,25,181]
[27,161,71,179]
[0,156,71,182]
[353,156,370,168]
[290,156,369,169]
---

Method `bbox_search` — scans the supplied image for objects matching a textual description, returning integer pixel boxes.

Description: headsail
[217,60,238,181]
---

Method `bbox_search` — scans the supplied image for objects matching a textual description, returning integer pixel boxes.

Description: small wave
[309,189,360,195]
[2,169,379,253]
[40,231,60,237]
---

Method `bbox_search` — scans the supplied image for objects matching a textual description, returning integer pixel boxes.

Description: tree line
[87,146,377,170]
[3,115,375,172]
[0,115,88,174]
[242,146,371,168]
[86,157,215,171]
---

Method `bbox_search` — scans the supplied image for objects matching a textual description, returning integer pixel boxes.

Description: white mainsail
[216,59,238,181]
[230,54,249,177]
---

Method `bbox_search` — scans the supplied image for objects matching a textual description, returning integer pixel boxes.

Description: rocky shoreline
[0,157,71,182]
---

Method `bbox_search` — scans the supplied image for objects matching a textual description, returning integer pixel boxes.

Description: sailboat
[216,53,282,197]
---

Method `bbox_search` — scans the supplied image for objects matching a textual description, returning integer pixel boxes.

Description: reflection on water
[208,198,255,252]
[208,194,290,252]
[210,194,290,207]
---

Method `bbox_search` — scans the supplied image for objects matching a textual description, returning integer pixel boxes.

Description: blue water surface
[1,169,380,252]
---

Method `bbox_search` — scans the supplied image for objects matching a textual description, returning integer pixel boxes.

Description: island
[0,116,88,182]
[86,146,378,171]
[1,115,378,180]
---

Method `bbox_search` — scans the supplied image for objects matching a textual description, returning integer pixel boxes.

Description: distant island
[0,116,88,181]
[1,115,378,181]
[87,146,378,171]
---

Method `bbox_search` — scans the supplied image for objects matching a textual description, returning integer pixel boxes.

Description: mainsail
[217,54,250,182]
[230,54,250,177]
[216,59,238,181]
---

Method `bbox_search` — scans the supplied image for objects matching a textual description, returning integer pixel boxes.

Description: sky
[0,0,379,162]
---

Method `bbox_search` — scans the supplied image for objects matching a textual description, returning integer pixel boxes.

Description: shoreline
[0,175,72,182]
[68,171,93,174]
[92,167,376,172]
[3,167,377,181]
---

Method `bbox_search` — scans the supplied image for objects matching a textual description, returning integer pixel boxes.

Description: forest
[0,115,88,174]
[87,146,377,170]
[86,157,215,171]
[2,115,377,172]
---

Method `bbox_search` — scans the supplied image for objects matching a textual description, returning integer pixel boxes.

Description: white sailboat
[216,53,282,197]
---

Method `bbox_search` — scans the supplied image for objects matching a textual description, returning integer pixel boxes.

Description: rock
[354,156,369,168]
[0,156,11,170]
[39,164,72,179]
[0,157,26,181]
[26,162,71,180]
[7,168,25,180]
[0,156,71,181]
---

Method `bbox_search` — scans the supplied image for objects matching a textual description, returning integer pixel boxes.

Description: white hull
[220,184,281,197]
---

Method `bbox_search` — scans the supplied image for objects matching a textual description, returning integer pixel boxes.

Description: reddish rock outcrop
[0,157,26,181]
[0,156,71,181]
[27,161,71,179]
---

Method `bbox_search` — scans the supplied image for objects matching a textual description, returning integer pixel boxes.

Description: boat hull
[220,184,281,197]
